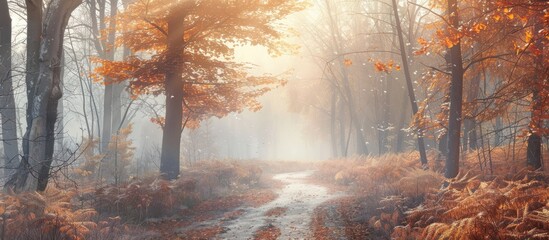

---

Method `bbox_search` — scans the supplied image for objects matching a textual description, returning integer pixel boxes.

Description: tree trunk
[330,86,338,157]
[494,116,502,146]
[160,14,185,180]
[346,85,368,155]
[37,46,64,191]
[378,75,390,155]
[101,84,113,151]
[391,0,427,165]
[9,0,43,190]
[527,133,541,169]
[469,122,477,150]
[0,0,20,179]
[5,0,42,190]
[445,0,465,178]
[395,92,410,152]
[462,120,469,152]
[338,101,346,157]
[112,84,124,130]
[6,0,81,192]
[100,0,118,152]
[463,73,480,151]
[439,132,448,156]
[438,91,450,157]
[56,81,64,152]
[526,19,544,170]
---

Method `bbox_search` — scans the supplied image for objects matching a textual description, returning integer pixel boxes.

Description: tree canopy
[94,0,307,127]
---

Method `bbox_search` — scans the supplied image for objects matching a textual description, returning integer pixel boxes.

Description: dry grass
[315,145,549,240]
[403,171,549,239]
[0,188,132,240]
[316,151,444,197]
[0,159,280,240]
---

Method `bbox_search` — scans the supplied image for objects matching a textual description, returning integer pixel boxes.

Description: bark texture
[445,0,465,178]
[6,0,81,192]
[0,0,20,178]
[100,0,119,152]
[526,19,544,170]
[160,12,185,180]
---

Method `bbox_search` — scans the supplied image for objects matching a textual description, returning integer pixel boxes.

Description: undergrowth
[315,146,549,240]
[0,160,273,239]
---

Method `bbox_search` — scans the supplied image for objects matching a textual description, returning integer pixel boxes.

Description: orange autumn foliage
[315,146,549,239]
[93,0,307,127]
[412,0,549,140]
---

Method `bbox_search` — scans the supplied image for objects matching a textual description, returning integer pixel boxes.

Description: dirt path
[217,170,342,239]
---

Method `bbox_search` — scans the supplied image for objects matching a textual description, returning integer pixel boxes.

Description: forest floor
[2,148,548,239]
[174,170,344,239]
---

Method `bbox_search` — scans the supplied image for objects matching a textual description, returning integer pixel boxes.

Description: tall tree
[0,0,20,178]
[95,0,305,179]
[6,0,82,192]
[100,0,119,152]
[526,12,546,169]
[87,0,120,152]
[391,0,428,166]
[158,5,186,179]
[445,0,465,178]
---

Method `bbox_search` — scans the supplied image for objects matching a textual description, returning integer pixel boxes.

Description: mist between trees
[0,0,546,238]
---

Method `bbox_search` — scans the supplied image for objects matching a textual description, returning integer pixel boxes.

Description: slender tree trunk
[0,0,20,179]
[526,20,544,169]
[56,83,64,151]
[111,45,129,129]
[494,116,502,146]
[100,0,118,152]
[463,120,469,152]
[338,101,346,157]
[463,73,480,151]
[160,13,185,180]
[379,75,390,155]
[6,0,81,192]
[112,84,124,129]
[395,92,410,152]
[24,0,42,185]
[346,86,368,155]
[391,0,427,165]
[445,0,465,178]
[5,0,42,190]
[330,86,338,157]
[102,85,113,151]
[439,132,448,155]
[438,92,450,157]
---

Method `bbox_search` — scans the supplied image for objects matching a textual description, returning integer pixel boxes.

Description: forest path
[217,170,342,239]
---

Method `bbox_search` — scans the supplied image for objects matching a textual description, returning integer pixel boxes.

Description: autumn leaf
[343,59,353,67]
[444,38,455,48]
[472,23,486,33]
[525,30,533,43]
[414,47,428,56]
[417,37,429,46]
[92,0,303,129]
[374,62,388,72]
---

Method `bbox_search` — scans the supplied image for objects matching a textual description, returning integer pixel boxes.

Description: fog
[4,0,462,175]
[6,1,336,166]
